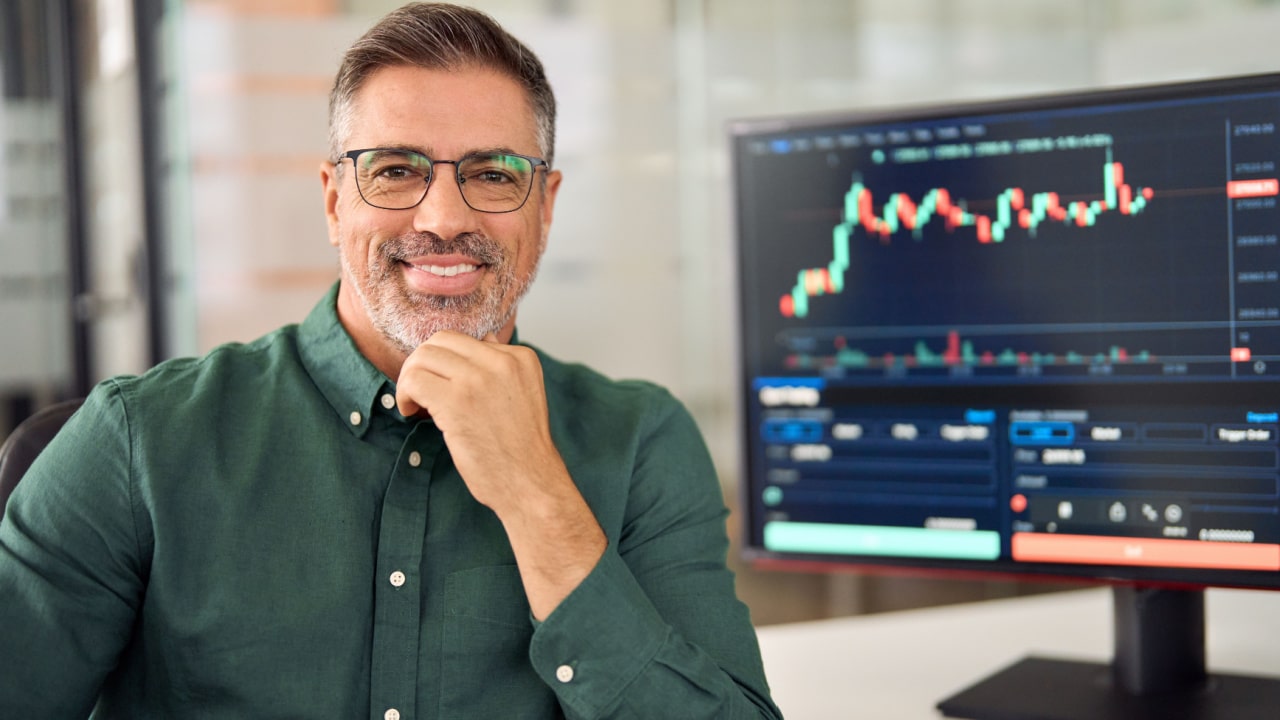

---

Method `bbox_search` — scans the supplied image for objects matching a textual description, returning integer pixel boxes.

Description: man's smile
[399,254,488,296]
[411,262,479,277]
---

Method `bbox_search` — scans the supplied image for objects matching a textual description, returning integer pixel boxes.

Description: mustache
[380,232,504,266]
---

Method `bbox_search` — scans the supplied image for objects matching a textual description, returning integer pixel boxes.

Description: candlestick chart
[779,148,1154,321]
[734,93,1280,385]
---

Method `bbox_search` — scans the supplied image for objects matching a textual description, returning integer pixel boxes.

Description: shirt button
[555,664,574,683]
[381,393,396,409]
[349,411,362,426]
[389,571,406,587]
[408,451,422,467]
[384,709,400,720]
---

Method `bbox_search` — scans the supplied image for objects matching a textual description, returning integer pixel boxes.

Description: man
[0,3,781,718]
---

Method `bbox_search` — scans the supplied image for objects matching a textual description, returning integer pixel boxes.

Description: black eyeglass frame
[339,148,550,214]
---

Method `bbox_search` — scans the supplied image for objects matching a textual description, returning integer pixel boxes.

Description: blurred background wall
[3,0,1279,625]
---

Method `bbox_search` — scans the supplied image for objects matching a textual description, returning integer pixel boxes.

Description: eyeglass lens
[351,149,536,212]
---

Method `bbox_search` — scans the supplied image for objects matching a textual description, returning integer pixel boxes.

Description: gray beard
[341,230,539,353]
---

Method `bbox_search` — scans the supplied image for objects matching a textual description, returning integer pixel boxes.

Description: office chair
[0,398,84,518]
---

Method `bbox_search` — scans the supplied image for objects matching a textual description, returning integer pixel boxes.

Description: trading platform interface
[735,76,1280,584]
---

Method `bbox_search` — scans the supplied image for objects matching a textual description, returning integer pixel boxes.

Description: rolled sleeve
[529,549,669,717]
[527,387,781,720]
[530,547,779,720]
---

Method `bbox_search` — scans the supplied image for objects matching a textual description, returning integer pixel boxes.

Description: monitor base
[936,656,1280,720]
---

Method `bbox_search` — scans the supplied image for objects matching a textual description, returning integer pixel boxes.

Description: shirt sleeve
[527,391,782,719]
[0,382,148,718]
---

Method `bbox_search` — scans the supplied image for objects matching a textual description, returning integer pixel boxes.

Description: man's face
[321,64,560,358]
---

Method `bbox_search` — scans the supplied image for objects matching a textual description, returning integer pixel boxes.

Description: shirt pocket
[439,565,562,718]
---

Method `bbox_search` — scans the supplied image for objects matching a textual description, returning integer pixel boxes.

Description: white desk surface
[754,586,1280,719]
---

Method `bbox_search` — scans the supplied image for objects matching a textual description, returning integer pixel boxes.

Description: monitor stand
[936,586,1280,720]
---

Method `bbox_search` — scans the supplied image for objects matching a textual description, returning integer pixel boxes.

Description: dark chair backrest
[0,398,85,518]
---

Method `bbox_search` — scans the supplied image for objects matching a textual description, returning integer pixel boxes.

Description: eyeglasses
[340,148,549,213]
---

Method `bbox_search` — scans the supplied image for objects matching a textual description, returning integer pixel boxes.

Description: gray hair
[328,2,556,166]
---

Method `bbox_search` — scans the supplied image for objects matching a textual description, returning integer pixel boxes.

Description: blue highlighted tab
[1009,421,1075,446]
[762,419,824,443]
[753,377,825,391]
[764,521,1000,560]
[1247,411,1279,423]
[966,409,996,424]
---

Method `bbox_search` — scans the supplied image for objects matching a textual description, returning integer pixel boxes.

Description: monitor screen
[732,73,1280,590]
[730,73,1280,718]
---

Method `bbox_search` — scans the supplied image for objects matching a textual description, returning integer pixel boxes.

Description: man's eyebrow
[466,146,521,157]
[365,144,431,155]
[365,145,524,158]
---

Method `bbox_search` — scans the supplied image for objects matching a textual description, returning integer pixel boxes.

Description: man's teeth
[412,263,478,277]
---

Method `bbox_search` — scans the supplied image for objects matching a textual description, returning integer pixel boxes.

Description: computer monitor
[730,72,1280,719]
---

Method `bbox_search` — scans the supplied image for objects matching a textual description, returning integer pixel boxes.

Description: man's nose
[413,163,475,236]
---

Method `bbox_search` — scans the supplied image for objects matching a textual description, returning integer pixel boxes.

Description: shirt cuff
[527,547,667,717]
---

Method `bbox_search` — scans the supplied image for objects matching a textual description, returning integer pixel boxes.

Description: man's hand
[395,330,606,619]
[395,330,557,510]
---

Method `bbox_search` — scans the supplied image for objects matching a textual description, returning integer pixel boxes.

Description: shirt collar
[297,282,390,439]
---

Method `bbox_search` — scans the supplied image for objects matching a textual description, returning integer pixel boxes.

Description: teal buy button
[764,521,1000,560]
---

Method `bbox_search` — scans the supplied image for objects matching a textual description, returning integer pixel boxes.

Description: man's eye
[474,169,514,184]
[375,165,423,180]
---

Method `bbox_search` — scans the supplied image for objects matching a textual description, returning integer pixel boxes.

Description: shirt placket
[369,421,441,720]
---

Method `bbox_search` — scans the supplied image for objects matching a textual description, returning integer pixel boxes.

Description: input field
[1031,471,1277,497]
[827,443,994,463]
[1030,446,1276,470]
[790,463,996,487]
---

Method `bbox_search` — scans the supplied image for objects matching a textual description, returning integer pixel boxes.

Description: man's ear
[320,160,342,247]
[539,169,563,241]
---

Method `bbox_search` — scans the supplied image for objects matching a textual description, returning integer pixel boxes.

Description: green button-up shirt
[0,285,780,719]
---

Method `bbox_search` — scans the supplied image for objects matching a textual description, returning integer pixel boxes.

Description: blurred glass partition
[0,0,82,436]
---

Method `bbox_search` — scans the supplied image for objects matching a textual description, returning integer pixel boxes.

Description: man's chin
[369,279,519,346]
[379,312,503,349]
